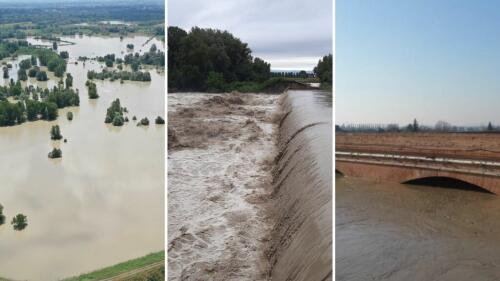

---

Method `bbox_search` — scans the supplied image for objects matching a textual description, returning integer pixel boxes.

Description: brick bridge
[336,152,500,194]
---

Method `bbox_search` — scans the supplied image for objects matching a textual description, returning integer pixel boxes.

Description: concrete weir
[267,90,332,281]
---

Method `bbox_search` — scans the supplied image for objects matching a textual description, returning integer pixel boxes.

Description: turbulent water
[336,176,500,281]
[168,92,278,280]
[268,90,333,281]
[0,36,164,280]
[167,89,333,281]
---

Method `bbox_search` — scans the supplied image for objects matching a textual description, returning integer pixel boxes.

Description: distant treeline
[168,26,271,92]
[0,3,164,39]
[337,120,500,133]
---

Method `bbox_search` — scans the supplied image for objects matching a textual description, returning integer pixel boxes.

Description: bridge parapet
[336,151,500,194]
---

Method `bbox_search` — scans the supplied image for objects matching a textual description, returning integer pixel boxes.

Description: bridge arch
[402,176,493,194]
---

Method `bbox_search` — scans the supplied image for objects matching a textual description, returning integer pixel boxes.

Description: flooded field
[0,36,164,280]
[336,176,500,281]
[168,92,278,280]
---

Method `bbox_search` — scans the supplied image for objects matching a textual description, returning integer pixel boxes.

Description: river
[0,35,164,280]
[336,175,500,281]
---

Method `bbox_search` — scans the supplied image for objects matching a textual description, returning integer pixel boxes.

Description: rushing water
[268,89,332,281]
[336,176,500,281]
[168,92,277,280]
[0,36,164,280]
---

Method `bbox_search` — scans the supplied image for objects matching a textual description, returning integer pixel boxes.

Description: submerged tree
[65,73,73,88]
[48,148,62,159]
[11,213,28,231]
[155,116,165,124]
[0,203,5,225]
[50,125,63,140]
[86,80,99,99]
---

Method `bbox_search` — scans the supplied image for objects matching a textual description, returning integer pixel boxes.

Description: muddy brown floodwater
[168,92,278,281]
[336,175,500,281]
[0,36,164,281]
[168,89,333,281]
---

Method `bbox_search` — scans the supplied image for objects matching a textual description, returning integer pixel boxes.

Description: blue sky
[337,0,500,126]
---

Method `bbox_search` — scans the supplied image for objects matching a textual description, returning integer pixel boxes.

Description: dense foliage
[48,147,62,159]
[0,203,5,225]
[0,83,79,126]
[105,98,126,126]
[50,125,63,140]
[0,3,164,39]
[155,116,164,124]
[123,44,165,68]
[11,213,27,230]
[87,69,151,82]
[313,54,332,85]
[168,26,271,92]
[86,80,99,99]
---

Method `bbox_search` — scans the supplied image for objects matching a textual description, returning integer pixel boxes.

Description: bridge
[336,151,500,194]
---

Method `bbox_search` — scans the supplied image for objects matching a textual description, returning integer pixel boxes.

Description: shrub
[28,67,38,78]
[67,111,73,121]
[36,71,48,81]
[11,213,28,230]
[140,117,149,126]
[155,116,165,124]
[48,148,62,158]
[86,80,99,99]
[112,115,124,126]
[0,203,5,225]
[50,125,63,140]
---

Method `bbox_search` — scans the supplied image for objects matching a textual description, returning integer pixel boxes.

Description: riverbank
[63,251,164,281]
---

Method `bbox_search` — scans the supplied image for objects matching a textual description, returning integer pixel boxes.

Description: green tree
[155,116,165,124]
[36,71,48,81]
[206,71,226,92]
[488,122,494,131]
[50,125,62,140]
[65,73,73,88]
[86,80,99,99]
[31,55,37,66]
[19,59,32,70]
[60,51,69,59]
[11,213,28,231]
[3,67,9,79]
[17,68,28,81]
[48,148,62,158]
[313,54,332,85]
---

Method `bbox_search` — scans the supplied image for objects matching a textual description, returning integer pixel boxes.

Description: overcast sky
[168,0,332,71]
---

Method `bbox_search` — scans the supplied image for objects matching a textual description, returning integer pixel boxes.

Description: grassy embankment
[63,251,164,281]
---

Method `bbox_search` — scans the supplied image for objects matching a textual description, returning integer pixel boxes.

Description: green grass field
[63,251,164,281]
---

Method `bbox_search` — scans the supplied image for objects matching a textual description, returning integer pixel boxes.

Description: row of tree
[0,83,79,126]
[168,26,271,91]
[87,70,152,82]
[338,119,499,133]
